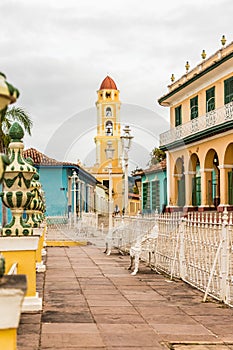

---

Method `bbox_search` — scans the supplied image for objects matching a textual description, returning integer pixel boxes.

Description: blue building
[141,160,167,214]
[23,148,97,217]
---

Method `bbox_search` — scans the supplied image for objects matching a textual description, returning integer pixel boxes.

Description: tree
[0,106,33,154]
[131,166,143,176]
[0,106,33,226]
[148,147,166,166]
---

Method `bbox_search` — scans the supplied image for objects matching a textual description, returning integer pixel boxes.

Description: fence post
[179,219,186,280]
[220,207,229,302]
[95,212,98,229]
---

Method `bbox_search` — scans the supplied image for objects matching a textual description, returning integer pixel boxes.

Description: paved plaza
[17,229,233,350]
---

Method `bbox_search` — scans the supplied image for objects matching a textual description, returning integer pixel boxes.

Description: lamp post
[105,140,115,230]
[71,170,78,227]
[121,125,133,216]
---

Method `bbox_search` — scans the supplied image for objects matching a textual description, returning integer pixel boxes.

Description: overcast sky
[1,0,232,170]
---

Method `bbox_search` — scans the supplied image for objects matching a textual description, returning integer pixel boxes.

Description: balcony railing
[160,101,233,147]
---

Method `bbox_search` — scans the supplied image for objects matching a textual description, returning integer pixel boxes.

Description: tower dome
[100,76,117,90]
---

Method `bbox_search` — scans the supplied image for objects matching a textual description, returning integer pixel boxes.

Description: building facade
[158,37,233,212]
[141,161,167,214]
[23,148,97,217]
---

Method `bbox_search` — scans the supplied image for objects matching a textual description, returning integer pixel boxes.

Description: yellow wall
[170,72,233,127]
[0,329,17,350]
[3,251,36,297]
[169,132,233,207]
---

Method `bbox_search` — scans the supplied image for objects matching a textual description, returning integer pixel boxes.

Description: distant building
[140,160,167,214]
[158,36,233,212]
[23,148,98,217]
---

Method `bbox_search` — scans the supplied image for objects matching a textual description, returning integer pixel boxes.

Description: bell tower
[95,76,122,169]
[92,76,123,210]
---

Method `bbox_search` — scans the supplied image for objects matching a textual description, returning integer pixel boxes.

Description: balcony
[160,101,233,148]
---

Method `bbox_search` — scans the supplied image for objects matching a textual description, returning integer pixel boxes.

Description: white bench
[104,223,127,255]
[128,222,159,275]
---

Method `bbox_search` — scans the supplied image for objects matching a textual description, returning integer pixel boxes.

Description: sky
[1,0,232,171]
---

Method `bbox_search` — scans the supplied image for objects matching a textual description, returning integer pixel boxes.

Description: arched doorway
[189,154,201,207]
[204,149,220,208]
[174,157,185,207]
[224,143,233,205]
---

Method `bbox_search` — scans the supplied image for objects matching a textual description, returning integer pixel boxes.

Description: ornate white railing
[110,210,233,307]
[160,101,233,146]
[81,212,98,228]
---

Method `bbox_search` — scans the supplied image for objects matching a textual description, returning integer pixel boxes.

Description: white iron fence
[112,210,233,307]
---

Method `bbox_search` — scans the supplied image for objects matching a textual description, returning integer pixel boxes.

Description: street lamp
[105,140,115,230]
[121,125,133,216]
[71,170,78,227]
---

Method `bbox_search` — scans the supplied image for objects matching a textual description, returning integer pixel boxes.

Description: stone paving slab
[97,323,165,348]
[41,323,105,348]
[173,345,233,350]
[17,241,233,350]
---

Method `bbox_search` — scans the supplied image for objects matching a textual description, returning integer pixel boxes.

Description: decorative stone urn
[0,154,9,184]
[0,122,37,236]
[25,169,43,228]
[0,71,19,111]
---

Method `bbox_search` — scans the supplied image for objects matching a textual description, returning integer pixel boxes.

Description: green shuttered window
[224,76,233,104]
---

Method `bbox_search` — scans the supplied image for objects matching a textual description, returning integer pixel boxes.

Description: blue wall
[37,166,68,216]
[0,164,97,224]
[142,169,167,213]
[0,168,68,223]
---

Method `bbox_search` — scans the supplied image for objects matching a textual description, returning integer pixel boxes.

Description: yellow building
[91,76,123,212]
[158,36,233,212]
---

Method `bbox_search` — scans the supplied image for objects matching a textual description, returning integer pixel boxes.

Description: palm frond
[1,119,11,134]
[5,107,33,136]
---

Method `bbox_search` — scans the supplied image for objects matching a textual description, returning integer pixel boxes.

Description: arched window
[106,107,112,117]
[105,121,113,136]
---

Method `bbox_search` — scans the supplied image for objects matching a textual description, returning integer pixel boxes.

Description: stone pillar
[199,168,213,211]
[218,166,229,211]
[0,236,42,311]
[184,171,194,210]
[199,168,207,209]
[166,151,170,207]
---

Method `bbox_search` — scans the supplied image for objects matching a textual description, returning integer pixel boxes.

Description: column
[218,165,228,210]
[184,171,194,210]
[199,168,212,210]
[166,151,170,207]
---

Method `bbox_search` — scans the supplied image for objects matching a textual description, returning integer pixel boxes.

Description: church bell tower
[92,76,123,210]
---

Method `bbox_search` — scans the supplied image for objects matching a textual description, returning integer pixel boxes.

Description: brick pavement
[17,242,233,350]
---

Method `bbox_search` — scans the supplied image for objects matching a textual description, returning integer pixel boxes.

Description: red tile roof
[100,76,117,90]
[144,159,166,174]
[23,148,78,167]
